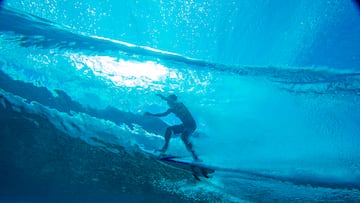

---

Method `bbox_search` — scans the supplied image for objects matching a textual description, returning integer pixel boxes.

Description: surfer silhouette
[145,93,199,161]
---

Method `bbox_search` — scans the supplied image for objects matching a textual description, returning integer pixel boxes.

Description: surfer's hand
[156,93,166,100]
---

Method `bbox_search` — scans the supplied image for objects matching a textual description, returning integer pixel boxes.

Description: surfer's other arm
[156,93,167,101]
[145,109,171,117]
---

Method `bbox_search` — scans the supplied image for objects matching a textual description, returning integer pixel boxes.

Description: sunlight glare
[69,54,171,89]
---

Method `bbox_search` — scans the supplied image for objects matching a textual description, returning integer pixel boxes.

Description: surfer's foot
[193,157,202,162]
[191,151,201,162]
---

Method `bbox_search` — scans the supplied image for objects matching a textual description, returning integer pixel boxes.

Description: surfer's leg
[160,127,172,152]
[181,131,199,161]
[160,125,184,152]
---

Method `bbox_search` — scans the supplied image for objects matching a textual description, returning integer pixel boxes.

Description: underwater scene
[0,0,360,202]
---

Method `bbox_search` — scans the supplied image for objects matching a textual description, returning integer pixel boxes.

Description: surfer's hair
[167,94,177,101]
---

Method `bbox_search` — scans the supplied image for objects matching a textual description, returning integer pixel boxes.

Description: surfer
[145,94,200,161]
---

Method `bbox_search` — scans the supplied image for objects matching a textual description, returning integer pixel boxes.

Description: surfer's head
[165,94,177,105]
[167,94,177,101]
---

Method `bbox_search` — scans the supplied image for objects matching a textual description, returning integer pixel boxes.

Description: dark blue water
[0,1,360,202]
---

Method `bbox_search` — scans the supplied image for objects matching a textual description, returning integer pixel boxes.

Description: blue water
[0,1,360,202]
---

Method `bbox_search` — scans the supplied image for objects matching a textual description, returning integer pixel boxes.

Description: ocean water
[0,1,360,202]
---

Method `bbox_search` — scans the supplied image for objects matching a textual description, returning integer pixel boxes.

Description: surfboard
[141,149,215,180]
[159,156,215,180]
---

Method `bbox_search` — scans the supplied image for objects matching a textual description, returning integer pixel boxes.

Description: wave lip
[1,6,360,98]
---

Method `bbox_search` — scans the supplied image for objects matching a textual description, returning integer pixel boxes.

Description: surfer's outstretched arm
[156,93,168,101]
[145,109,171,117]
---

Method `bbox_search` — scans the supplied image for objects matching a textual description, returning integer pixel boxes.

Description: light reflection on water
[69,53,171,89]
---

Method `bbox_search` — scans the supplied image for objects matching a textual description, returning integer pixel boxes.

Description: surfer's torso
[169,102,196,129]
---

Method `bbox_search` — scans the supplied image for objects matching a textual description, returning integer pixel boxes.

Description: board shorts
[170,123,196,135]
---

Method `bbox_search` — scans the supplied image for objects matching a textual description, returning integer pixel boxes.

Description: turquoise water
[0,1,360,202]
